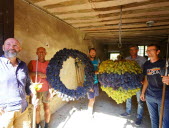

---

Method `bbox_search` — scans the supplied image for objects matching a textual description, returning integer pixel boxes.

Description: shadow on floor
[49,91,151,128]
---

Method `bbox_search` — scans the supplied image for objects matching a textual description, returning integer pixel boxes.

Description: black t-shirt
[143,59,169,99]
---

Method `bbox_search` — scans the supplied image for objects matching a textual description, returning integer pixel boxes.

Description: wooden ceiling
[25,0,169,45]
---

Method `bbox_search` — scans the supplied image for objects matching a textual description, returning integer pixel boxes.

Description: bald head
[36,47,46,52]
[36,47,47,62]
[3,38,22,58]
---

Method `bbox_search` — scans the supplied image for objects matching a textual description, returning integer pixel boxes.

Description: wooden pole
[159,38,169,128]
[75,61,80,85]
[78,62,83,86]
[80,64,85,86]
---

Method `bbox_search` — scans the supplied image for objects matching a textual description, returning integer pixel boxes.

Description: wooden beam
[29,0,44,3]
[87,29,169,36]
[48,0,150,13]
[65,10,169,23]
[84,25,169,31]
[99,40,161,44]
[91,37,162,41]
[89,34,168,38]
[34,0,72,7]
[72,17,169,28]
[55,1,169,19]
[80,21,169,31]
[95,39,162,43]
[89,34,169,38]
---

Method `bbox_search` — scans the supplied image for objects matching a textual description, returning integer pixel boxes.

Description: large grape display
[99,60,143,104]
[46,48,94,101]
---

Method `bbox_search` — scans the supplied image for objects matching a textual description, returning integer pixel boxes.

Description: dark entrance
[0,0,14,56]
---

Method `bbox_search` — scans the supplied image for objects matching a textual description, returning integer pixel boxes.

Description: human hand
[47,91,54,100]
[31,95,39,108]
[30,83,43,94]
[161,75,169,85]
[0,108,5,116]
[89,88,94,92]
[95,71,99,74]
[140,93,146,101]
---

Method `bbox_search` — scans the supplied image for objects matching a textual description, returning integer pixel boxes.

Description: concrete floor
[49,91,151,128]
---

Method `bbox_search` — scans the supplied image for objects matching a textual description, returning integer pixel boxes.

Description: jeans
[126,90,144,119]
[146,96,169,128]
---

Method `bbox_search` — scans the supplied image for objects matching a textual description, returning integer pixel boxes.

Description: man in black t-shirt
[140,44,169,128]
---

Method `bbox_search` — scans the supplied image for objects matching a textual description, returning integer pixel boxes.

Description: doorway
[0,0,14,56]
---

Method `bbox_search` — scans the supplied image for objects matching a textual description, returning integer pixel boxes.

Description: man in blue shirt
[120,45,146,126]
[87,48,99,117]
[0,38,35,128]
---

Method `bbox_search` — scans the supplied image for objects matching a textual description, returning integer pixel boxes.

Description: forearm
[0,108,5,115]
[141,76,148,94]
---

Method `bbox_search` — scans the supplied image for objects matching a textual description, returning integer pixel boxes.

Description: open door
[0,0,14,56]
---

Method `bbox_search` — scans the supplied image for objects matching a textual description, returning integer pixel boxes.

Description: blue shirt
[143,59,169,99]
[0,56,31,112]
[91,60,99,84]
[125,55,146,68]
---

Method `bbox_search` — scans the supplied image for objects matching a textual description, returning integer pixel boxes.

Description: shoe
[36,124,40,128]
[44,122,49,128]
[120,112,130,117]
[135,118,142,126]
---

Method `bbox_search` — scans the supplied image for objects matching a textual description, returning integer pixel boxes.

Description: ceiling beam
[64,10,169,23]
[87,30,169,36]
[34,0,72,7]
[84,26,169,33]
[80,21,169,31]
[47,0,150,13]
[72,17,169,28]
[54,1,169,19]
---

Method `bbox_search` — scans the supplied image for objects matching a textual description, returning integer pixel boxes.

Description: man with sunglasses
[140,44,169,128]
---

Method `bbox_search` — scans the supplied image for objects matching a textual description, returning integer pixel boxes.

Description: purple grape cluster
[46,48,94,101]
[99,73,143,90]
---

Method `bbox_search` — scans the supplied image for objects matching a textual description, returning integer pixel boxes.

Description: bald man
[0,38,34,128]
[28,47,52,128]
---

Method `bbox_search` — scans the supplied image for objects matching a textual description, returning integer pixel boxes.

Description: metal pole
[32,56,38,128]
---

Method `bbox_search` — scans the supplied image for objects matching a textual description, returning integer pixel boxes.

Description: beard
[4,50,18,58]
[89,55,95,59]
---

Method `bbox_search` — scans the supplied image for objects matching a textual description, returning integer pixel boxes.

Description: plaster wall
[14,0,102,120]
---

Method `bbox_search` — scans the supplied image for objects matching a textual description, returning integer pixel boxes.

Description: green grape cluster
[99,60,142,75]
[101,86,140,104]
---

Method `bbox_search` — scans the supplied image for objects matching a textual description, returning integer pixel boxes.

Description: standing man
[0,38,34,128]
[120,45,146,125]
[87,48,99,117]
[28,47,52,128]
[140,44,169,128]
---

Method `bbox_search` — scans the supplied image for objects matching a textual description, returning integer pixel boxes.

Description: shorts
[37,91,49,104]
[87,84,99,99]
[0,107,31,128]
